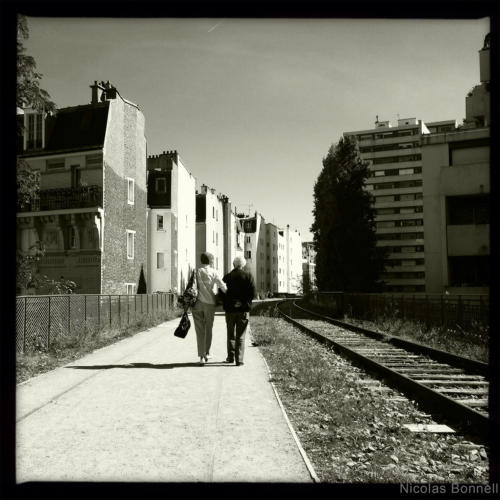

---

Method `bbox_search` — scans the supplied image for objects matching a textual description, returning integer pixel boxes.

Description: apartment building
[17,81,147,294]
[285,225,303,294]
[302,241,317,293]
[239,212,302,295]
[146,150,196,293]
[195,185,225,275]
[420,35,490,294]
[222,200,245,275]
[344,117,429,293]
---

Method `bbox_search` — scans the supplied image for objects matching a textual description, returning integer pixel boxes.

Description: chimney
[90,81,99,104]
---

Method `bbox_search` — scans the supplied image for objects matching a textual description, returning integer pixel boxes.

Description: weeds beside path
[17,309,182,384]
[250,315,489,483]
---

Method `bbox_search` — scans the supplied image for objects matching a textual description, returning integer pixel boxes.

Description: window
[68,227,77,249]
[126,230,135,259]
[213,207,215,218]
[27,114,35,149]
[213,231,215,243]
[377,221,395,228]
[46,159,65,170]
[127,178,135,204]
[246,236,251,243]
[377,208,398,215]
[400,207,415,214]
[86,154,103,168]
[399,168,414,176]
[35,116,42,148]
[374,170,385,177]
[216,233,218,246]
[447,195,489,225]
[126,284,135,295]
[245,250,251,259]
[157,252,164,269]
[448,256,489,286]
[157,215,164,230]
[216,209,218,221]
[156,177,167,193]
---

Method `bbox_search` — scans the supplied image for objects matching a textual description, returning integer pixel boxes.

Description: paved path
[16,312,313,483]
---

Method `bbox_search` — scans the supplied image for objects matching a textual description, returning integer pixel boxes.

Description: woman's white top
[196,265,227,305]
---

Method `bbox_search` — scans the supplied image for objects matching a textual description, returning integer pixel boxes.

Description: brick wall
[102,98,147,294]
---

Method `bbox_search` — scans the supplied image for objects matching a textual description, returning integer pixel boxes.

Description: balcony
[18,185,103,212]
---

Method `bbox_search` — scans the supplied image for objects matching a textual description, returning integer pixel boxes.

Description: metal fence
[16,293,177,353]
[308,292,489,331]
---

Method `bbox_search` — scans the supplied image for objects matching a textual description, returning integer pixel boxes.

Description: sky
[24,17,489,241]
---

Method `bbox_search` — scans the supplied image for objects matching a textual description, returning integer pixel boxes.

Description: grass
[16,308,182,384]
[342,315,489,363]
[250,312,489,483]
[302,301,489,363]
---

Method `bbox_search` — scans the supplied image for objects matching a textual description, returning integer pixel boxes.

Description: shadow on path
[66,362,235,370]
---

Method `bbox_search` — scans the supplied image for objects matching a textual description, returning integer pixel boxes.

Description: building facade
[302,241,317,293]
[17,81,147,294]
[420,35,490,294]
[344,118,429,293]
[195,185,225,275]
[238,213,302,295]
[146,150,196,293]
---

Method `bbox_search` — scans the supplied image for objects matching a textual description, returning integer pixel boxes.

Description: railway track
[276,299,489,441]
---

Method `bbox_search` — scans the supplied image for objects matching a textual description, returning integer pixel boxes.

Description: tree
[17,14,56,207]
[17,15,63,294]
[137,265,147,294]
[311,136,386,292]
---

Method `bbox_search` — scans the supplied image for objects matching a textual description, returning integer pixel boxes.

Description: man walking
[222,256,256,366]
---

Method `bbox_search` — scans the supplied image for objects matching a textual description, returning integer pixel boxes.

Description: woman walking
[192,252,227,365]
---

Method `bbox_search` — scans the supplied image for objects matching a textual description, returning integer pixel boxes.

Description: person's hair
[200,252,214,265]
[233,256,246,269]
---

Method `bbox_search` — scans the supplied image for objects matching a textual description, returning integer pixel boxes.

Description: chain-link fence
[16,293,177,353]
[308,292,489,332]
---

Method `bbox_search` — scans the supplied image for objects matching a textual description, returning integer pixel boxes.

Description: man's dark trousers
[226,311,249,363]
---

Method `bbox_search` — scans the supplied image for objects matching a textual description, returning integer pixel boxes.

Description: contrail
[207,21,223,33]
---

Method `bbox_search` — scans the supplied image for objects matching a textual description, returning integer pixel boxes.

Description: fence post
[425,295,429,330]
[98,294,101,329]
[68,295,71,336]
[84,294,87,328]
[47,296,51,350]
[127,295,130,325]
[440,295,444,327]
[457,295,463,327]
[135,294,137,321]
[479,295,483,325]
[118,295,121,327]
[109,295,112,328]
[23,297,27,353]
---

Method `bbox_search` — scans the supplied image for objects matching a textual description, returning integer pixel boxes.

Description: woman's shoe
[199,357,205,365]
[203,355,209,362]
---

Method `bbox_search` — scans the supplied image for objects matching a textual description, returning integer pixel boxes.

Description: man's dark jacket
[222,268,256,313]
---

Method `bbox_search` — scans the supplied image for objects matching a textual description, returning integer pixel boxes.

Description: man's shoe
[236,361,244,366]
[224,358,234,363]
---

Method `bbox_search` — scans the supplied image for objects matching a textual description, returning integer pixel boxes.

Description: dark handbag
[174,311,191,338]
[177,270,198,309]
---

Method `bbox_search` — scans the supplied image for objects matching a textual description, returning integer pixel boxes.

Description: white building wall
[286,227,303,293]
[176,159,196,292]
[148,208,173,292]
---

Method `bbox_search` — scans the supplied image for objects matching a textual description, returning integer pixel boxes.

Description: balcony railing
[18,185,103,212]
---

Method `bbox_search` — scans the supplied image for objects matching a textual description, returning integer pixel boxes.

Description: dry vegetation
[250,314,489,483]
